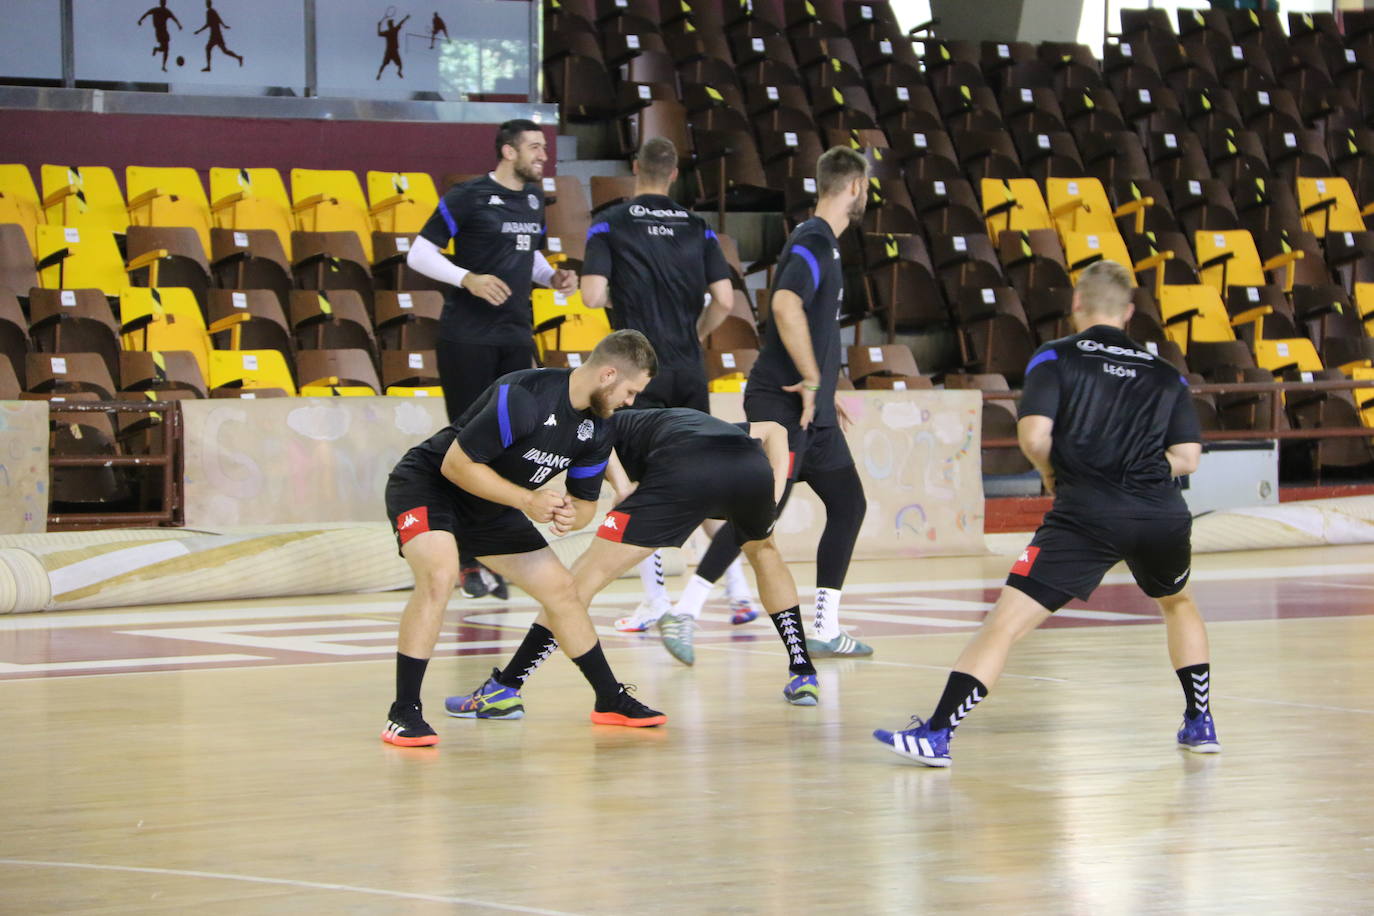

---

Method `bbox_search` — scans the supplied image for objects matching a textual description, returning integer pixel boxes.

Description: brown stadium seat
[0,224,39,300]
[705,289,760,351]
[0,291,29,388]
[291,230,374,312]
[944,373,1033,475]
[371,232,446,294]
[0,354,19,400]
[207,289,293,359]
[211,227,292,306]
[26,351,117,399]
[120,350,208,398]
[27,288,121,382]
[862,233,947,335]
[296,349,382,396]
[382,349,441,390]
[704,348,758,381]
[847,343,920,388]
[375,290,443,352]
[125,225,210,309]
[288,289,377,359]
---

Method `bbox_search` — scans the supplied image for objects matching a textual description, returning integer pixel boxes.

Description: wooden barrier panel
[0,402,51,534]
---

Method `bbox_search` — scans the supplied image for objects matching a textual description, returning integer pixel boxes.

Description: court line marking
[0,859,579,915]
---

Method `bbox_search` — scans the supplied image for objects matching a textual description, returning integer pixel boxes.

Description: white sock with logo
[637,551,668,607]
[723,558,753,604]
[813,587,842,642]
[674,574,713,620]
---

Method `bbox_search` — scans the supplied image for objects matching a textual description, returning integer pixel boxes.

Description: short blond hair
[1075,260,1133,317]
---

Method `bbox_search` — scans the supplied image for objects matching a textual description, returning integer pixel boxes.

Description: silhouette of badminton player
[138,0,183,72]
[377,13,410,79]
[429,11,449,49]
[194,0,243,71]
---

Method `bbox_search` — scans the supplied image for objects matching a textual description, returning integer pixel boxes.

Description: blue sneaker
[783,673,819,706]
[445,668,525,720]
[873,717,952,767]
[1177,711,1221,753]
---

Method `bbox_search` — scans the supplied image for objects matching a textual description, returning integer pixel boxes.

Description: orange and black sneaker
[381,701,439,747]
[589,684,667,727]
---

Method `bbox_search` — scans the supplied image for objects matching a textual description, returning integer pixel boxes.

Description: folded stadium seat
[810,83,881,132]
[889,130,962,183]
[1329,127,1374,206]
[1186,339,1258,382]
[792,36,863,81]
[0,355,19,399]
[365,171,439,235]
[1169,178,1241,237]
[0,163,42,253]
[206,289,293,358]
[705,289,760,351]
[870,85,943,136]
[539,349,595,371]
[785,0,847,38]
[288,288,376,359]
[1291,284,1364,353]
[1265,127,1332,187]
[1232,175,1304,242]
[1203,127,1269,188]
[910,177,985,236]
[1101,39,1161,94]
[296,349,381,397]
[1046,176,1154,237]
[1021,286,1074,342]
[980,179,1052,240]
[1194,229,1306,298]
[28,288,120,381]
[952,286,1035,385]
[1255,227,1328,289]
[757,129,826,195]
[119,287,211,381]
[208,167,295,258]
[208,349,296,397]
[210,227,292,305]
[1059,231,1136,284]
[705,347,758,386]
[860,177,921,235]
[631,97,692,169]
[990,60,1054,99]
[291,231,374,312]
[120,350,207,398]
[1224,284,1300,343]
[621,47,676,87]
[375,290,442,352]
[862,233,947,336]
[545,50,618,125]
[918,38,980,84]
[691,128,781,226]
[1013,130,1084,185]
[997,229,1071,297]
[1298,86,1359,137]
[844,0,903,41]
[0,224,38,301]
[1296,177,1371,238]
[544,197,589,273]
[846,343,919,388]
[544,176,591,224]
[531,289,611,358]
[125,166,213,256]
[1182,372,1223,431]
[290,169,374,262]
[1059,86,1126,144]
[1108,178,1178,235]
[40,165,127,238]
[1158,284,1247,354]
[125,225,210,309]
[943,373,1032,474]
[729,33,796,78]
[1235,87,1304,137]
[854,37,924,89]
[35,225,134,295]
[929,233,1005,303]
[951,128,1023,185]
[683,81,753,134]
[1282,367,1374,471]
[614,80,677,146]
[0,291,29,386]
[1321,230,1374,292]
[370,232,446,294]
[381,349,441,393]
[978,40,1037,84]
[1077,128,1152,187]
[25,351,116,399]
[745,83,818,135]
[934,83,1004,133]
[1145,129,1209,185]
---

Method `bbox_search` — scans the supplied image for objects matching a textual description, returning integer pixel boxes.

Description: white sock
[723,558,753,604]
[637,551,667,607]
[674,574,713,620]
[813,587,842,642]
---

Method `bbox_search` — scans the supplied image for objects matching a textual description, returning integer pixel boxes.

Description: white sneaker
[615,598,670,633]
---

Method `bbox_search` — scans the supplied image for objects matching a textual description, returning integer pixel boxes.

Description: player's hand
[523,489,566,524]
[549,494,578,536]
[462,273,511,306]
[551,268,578,294]
[782,380,818,429]
[836,396,854,433]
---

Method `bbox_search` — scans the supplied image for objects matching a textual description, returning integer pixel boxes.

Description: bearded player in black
[406,119,577,600]
[447,408,823,720]
[381,331,664,747]
[874,261,1219,766]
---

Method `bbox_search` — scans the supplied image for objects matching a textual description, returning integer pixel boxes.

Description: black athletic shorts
[436,338,537,422]
[744,393,854,477]
[1006,509,1193,611]
[633,366,710,412]
[596,440,776,548]
[385,461,548,558]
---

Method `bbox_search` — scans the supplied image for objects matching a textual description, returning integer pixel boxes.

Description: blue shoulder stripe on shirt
[1180,374,1190,385]
[1025,348,1058,375]
[437,197,458,239]
[497,384,512,448]
[587,222,610,240]
[567,460,607,479]
[705,228,718,240]
[793,244,821,290]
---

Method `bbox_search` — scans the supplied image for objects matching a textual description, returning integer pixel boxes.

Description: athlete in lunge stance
[662,146,875,664]
[580,136,763,631]
[381,330,665,746]
[874,260,1220,766]
[448,407,821,719]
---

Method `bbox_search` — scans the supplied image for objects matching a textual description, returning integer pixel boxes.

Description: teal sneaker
[445,668,525,720]
[783,673,819,706]
[806,633,874,658]
[657,613,696,666]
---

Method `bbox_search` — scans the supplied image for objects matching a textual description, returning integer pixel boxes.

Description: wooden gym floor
[2,543,1372,914]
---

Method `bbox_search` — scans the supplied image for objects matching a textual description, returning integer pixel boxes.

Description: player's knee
[416,561,459,603]
[539,570,583,615]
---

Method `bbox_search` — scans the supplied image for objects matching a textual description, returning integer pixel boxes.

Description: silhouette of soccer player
[194,0,243,72]
[377,14,410,79]
[429,11,449,49]
[138,0,183,72]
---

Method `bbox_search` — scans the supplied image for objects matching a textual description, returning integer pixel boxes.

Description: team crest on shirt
[577,419,594,441]
[528,194,539,209]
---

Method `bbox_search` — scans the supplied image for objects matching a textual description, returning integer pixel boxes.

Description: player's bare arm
[440,440,562,522]
[771,289,822,428]
[749,420,791,505]
[1166,442,1202,477]
[579,273,610,309]
[1017,414,1055,495]
[695,278,735,343]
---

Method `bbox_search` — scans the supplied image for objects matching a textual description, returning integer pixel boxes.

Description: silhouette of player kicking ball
[429,11,449,49]
[194,0,243,72]
[138,0,183,73]
[377,13,410,79]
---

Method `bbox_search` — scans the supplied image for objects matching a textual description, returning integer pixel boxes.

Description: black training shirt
[1018,324,1201,517]
[610,407,758,482]
[400,368,613,517]
[746,217,844,426]
[582,194,733,371]
[419,174,546,348]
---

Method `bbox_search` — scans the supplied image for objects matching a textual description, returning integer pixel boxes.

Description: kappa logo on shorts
[597,510,629,543]
[1010,545,1040,577]
[395,506,430,546]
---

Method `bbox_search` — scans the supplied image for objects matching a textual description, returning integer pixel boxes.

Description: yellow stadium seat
[1296,177,1371,237]
[36,225,145,294]
[1060,231,1137,285]
[1047,177,1154,235]
[209,167,295,257]
[126,166,213,255]
[0,164,42,252]
[1254,337,1324,376]
[40,165,127,236]
[1350,367,1374,428]
[386,385,444,397]
[119,287,211,381]
[1195,229,1307,294]
[209,349,297,396]
[1159,285,1241,353]
[290,169,373,261]
[531,289,612,358]
[980,178,1052,239]
[708,374,747,392]
[366,171,440,234]
[1354,283,1374,336]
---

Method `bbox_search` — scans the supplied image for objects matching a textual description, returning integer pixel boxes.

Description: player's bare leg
[382,529,460,746]
[1157,588,1220,752]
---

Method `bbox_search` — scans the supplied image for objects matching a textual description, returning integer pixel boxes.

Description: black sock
[572,642,620,705]
[496,624,558,690]
[929,670,988,732]
[395,652,429,707]
[1177,663,1211,720]
[770,607,816,675]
